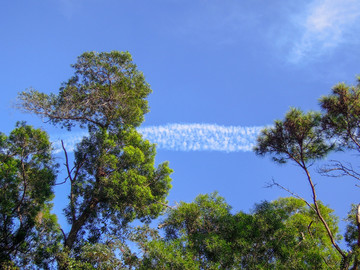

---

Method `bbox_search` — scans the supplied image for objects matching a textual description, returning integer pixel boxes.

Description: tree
[0,122,59,268]
[270,197,341,269]
[318,79,360,182]
[320,78,360,151]
[254,108,350,267]
[17,51,173,266]
[19,51,151,131]
[319,78,360,268]
[133,193,341,269]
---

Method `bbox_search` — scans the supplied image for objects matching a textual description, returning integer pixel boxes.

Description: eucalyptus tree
[133,193,341,269]
[18,51,173,265]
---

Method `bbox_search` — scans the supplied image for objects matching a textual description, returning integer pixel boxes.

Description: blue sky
[2,0,360,240]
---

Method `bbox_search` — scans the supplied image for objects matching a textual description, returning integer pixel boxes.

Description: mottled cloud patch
[289,0,360,62]
[51,124,263,154]
[51,132,87,154]
[139,124,262,152]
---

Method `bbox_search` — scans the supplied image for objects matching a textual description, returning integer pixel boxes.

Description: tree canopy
[0,122,58,268]
[2,52,360,269]
[15,51,173,268]
[254,78,360,269]
[132,193,341,269]
[18,51,151,131]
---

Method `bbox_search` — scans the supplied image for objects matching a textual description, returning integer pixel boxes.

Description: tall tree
[18,51,172,264]
[319,79,360,182]
[0,122,58,268]
[254,108,350,268]
[319,78,360,268]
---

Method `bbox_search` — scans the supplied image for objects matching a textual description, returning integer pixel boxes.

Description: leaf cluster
[18,51,151,131]
[320,79,360,150]
[133,194,341,269]
[254,108,333,165]
[0,122,59,267]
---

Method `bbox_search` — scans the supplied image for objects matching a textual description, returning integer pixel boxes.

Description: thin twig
[156,201,174,209]
[60,227,67,243]
[61,140,73,183]
[265,179,315,212]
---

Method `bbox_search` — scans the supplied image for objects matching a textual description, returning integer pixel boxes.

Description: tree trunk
[64,197,99,249]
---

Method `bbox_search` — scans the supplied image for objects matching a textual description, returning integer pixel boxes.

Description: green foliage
[65,127,172,250]
[133,193,341,269]
[18,51,151,131]
[0,122,58,267]
[8,53,360,269]
[344,205,360,253]
[56,241,129,270]
[271,198,341,269]
[139,236,201,270]
[320,78,360,150]
[319,76,360,268]
[17,51,173,266]
[253,79,360,268]
[254,108,333,165]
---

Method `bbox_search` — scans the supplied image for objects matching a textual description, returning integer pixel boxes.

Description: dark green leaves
[18,51,152,131]
[69,127,172,232]
[0,123,58,267]
[320,79,360,151]
[137,194,341,269]
[18,51,173,261]
[254,108,333,165]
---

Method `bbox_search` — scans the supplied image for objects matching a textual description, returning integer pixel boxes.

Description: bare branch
[60,227,67,243]
[156,201,174,210]
[307,221,313,238]
[61,140,73,183]
[12,157,28,214]
[266,179,315,212]
[319,160,360,181]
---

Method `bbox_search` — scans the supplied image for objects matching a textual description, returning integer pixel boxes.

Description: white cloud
[289,0,360,62]
[51,124,263,154]
[51,132,87,154]
[139,124,262,152]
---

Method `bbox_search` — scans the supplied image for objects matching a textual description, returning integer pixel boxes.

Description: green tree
[134,193,341,269]
[254,108,349,267]
[320,78,360,151]
[18,51,173,266]
[319,78,360,268]
[318,79,360,188]
[0,122,59,268]
[270,197,341,269]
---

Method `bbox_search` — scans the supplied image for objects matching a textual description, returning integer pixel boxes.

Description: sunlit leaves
[0,123,58,267]
[254,108,333,165]
[18,51,173,265]
[18,51,152,131]
[136,194,341,269]
[320,79,360,150]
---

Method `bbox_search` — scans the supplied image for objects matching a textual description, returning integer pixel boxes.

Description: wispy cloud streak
[50,124,263,154]
[289,0,360,62]
[51,132,87,154]
[139,124,262,152]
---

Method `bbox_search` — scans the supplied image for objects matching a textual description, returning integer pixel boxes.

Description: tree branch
[319,160,360,181]
[265,179,315,212]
